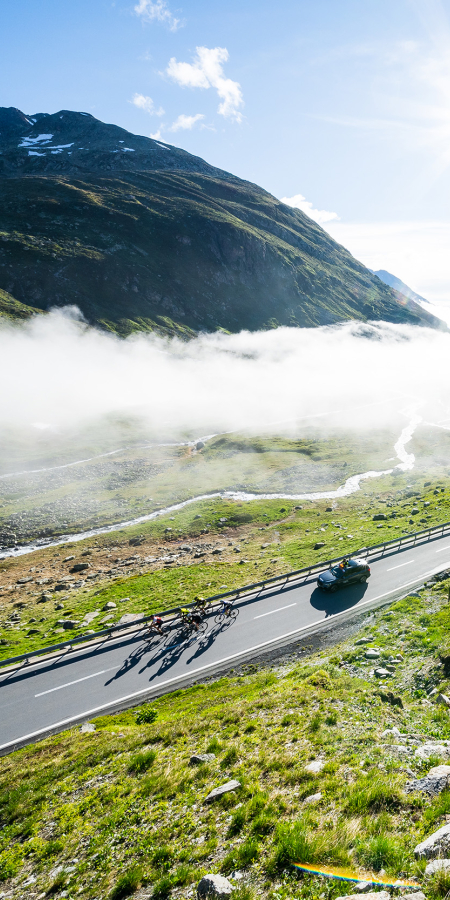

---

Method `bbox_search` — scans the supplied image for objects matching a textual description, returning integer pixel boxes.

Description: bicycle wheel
[214,611,224,625]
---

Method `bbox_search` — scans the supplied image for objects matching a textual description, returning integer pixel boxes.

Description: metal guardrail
[2,517,450,671]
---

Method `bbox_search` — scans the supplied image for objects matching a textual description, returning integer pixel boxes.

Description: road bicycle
[214,603,239,625]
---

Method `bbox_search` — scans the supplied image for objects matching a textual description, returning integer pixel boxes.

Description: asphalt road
[1,533,450,754]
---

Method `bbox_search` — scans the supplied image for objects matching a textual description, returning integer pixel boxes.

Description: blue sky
[2,0,450,301]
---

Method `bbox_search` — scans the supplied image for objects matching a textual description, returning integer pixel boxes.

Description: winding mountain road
[1,530,450,755]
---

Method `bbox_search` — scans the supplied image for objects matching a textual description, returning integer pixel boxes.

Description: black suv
[317,557,370,592]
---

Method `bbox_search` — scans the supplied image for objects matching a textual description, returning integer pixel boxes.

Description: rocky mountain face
[374,269,431,308]
[0,106,443,335]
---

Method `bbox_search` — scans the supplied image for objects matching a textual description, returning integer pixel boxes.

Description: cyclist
[220,598,234,617]
[148,615,164,635]
[187,610,203,631]
[194,596,207,614]
[178,606,191,621]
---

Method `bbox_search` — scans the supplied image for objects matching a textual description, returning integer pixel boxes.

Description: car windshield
[331,566,344,577]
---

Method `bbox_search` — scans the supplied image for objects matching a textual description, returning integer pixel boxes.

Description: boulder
[415,742,450,761]
[437,693,450,708]
[190,753,216,765]
[365,649,380,659]
[103,601,117,610]
[303,792,322,805]
[414,822,450,858]
[402,893,425,900]
[373,514,387,521]
[336,893,390,900]
[425,860,450,877]
[355,638,374,645]
[204,780,241,803]
[406,772,450,797]
[314,542,325,550]
[375,668,391,678]
[57,620,79,630]
[353,884,373,893]
[80,723,96,734]
[429,765,450,777]
[197,874,232,900]
[70,563,90,573]
[305,760,324,774]
[118,613,144,625]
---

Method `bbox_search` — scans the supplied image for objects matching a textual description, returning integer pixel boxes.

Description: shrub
[110,865,144,899]
[152,846,173,870]
[325,712,338,726]
[221,746,239,768]
[227,807,246,837]
[306,669,331,688]
[357,832,406,872]
[428,867,450,899]
[345,775,404,814]
[0,845,24,882]
[151,875,173,900]
[309,713,322,733]
[129,749,157,774]
[251,812,275,836]
[135,706,158,725]
[206,737,222,753]
[244,723,257,733]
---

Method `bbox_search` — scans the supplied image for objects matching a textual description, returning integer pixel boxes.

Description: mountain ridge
[0,106,444,335]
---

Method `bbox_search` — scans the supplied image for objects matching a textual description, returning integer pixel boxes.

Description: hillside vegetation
[2,578,450,900]
[0,107,442,335]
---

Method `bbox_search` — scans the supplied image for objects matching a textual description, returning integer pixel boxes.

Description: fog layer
[0,310,449,435]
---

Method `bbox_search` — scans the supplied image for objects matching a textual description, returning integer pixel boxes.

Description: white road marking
[387,560,414,571]
[35,669,112,697]
[436,546,450,553]
[254,603,297,619]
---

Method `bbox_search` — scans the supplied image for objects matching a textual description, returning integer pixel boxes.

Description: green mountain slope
[0,107,443,335]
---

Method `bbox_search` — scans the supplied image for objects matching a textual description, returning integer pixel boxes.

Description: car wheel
[359,575,367,583]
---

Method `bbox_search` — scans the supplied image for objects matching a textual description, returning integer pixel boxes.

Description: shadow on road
[309,582,368,617]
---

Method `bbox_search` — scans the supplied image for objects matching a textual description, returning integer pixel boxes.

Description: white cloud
[280,193,340,225]
[131,93,165,116]
[324,219,450,309]
[134,0,181,31]
[2,311,450,438]
[166,47,244,121]
[150,130,163,140]
[169,113,204,132]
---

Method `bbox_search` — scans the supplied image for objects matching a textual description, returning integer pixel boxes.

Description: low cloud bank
[0,310,449,436]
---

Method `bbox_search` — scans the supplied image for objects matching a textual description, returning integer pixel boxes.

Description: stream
[0,416,422,560]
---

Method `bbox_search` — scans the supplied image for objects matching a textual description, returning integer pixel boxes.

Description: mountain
[373,269,430,308]
[0,106,443,335]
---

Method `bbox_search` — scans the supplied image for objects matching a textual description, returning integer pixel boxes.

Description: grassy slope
[0,287,42,321]
[2,581,450,899]
[1,460,450,662]
[0,173,440,336]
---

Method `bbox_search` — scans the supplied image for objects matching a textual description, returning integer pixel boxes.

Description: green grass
[2,579,450,897]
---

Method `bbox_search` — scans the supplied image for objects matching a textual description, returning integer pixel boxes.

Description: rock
[314,542,325,550]
[212,548,224,554]
[63,555,75,562]
[375,668,391,678]
[373,514,387,521]
[406,773,450,797]
[402,893,425,900]
[119,597,131,603]
[70,563,90,573]
[437,693,450,708]
[56,620,79,630]
[429,765,450,777]
[189,753,216,765]
[377,690,403,708]
[365,649,380,659]
[425,860,450,877]
[355,637,374,645]
[415,742,450,761]
[305,760,324,774]
[103,601,117,610]
[414,822,450,858]
[17,576,33,584]
[325,507,333,512]
[27,629,40,635]
[38,593,52,603]
[196,441,205,450]
[303,792,322,805]
[118,613,144,625]
[382,727,401,737]
[204,780,241,803]
[197,874,232,900]
[353,883,373,893]
[337,893,390,900]
[80,723,96,733]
